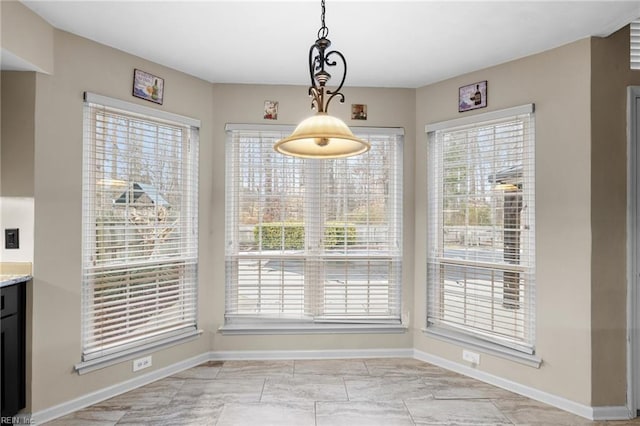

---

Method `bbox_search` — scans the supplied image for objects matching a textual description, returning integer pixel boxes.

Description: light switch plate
[5,228,19,249]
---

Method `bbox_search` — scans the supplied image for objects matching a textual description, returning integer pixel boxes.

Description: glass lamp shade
[274,112,370,159]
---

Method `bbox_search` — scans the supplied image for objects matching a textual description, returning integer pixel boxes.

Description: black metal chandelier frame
[308,0,347,115]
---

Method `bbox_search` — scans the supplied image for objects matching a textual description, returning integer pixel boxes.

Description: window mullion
[304,159,324,318]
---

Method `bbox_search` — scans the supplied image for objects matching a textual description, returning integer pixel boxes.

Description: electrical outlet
[462,349,480,365]
[133,355,152,372]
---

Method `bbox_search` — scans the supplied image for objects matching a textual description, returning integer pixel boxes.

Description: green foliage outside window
[254,222,357,250]
[323,222,357,247]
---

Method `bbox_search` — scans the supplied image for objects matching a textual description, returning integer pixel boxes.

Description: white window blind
[81,93,199,362]
[225,125,403,325]
[632,19,640,70]
[426,105,535,353]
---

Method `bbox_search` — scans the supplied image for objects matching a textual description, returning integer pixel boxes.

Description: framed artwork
[351,104,367,120]
[459,80,487,112]
[132,69,164,105]
[264,100,278,120]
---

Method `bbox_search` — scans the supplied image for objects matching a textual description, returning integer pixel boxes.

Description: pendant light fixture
[274,0,370,159]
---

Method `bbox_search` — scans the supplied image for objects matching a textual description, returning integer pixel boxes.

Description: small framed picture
[264,100,278,120]
[459,80,487,112]
[132,69,164,105]
[351,104,367,120]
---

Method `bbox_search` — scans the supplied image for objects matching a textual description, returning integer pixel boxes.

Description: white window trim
[422,326,542,368]
[224,124,405,333]
[84,92,201,128]
[225,123,404,136]
[425,104,534,133]
[425,104,537,362]
[219,323,407,335]
[74,329,202,374]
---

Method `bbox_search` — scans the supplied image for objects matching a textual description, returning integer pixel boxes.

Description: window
[79,93,199,371]
[426,105,535,354]
[225,125,403,330]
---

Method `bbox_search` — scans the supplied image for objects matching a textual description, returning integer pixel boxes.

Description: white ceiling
[17,0,640,88]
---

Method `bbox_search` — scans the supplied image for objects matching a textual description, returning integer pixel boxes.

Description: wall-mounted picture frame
[132,69,164,105]
[459,80,487,112]
[264,100,278,120]
[351,104,367,120]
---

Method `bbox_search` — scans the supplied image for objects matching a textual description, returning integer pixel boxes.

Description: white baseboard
[413,349,631,421]
[30,352,210,425]
[29,348,633,424]
[210,347,414,361]
[592,406,634,421]
[28,348,411,424]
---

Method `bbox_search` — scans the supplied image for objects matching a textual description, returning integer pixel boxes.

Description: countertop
[0,274,31,288]
[0,262,32,288]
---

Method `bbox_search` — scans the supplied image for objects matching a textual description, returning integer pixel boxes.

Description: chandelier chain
[318,0,329,39]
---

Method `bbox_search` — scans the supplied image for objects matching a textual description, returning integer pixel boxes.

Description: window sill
[219,323,408,335]
[74,329,203,375]
[423,326,542,368]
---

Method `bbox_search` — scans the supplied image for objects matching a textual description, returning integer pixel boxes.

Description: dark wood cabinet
[1,281,26,419]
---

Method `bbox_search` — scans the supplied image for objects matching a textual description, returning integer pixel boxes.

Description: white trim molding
[423,327,541,368]
[628,85,640,418]
[592,406,635,421]
[219,323,407,335]
[74,329,202,375]
[31,352,210,425]
[30,348,412,424]
[413,349,630,421]
[84,92,201,127]
[30,347,633,424]
[225,123,405,136]
[209,348,414,361]
[425,103,534,133]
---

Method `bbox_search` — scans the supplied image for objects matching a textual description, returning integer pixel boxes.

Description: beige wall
[1,71,35,196]
[415,39,595,404]
[0,1,54,74]
[590,25,640,406]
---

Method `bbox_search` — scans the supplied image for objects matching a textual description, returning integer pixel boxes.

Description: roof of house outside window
[114,183,169,207]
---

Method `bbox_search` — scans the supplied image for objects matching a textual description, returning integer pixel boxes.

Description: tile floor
[43,358,640,425]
